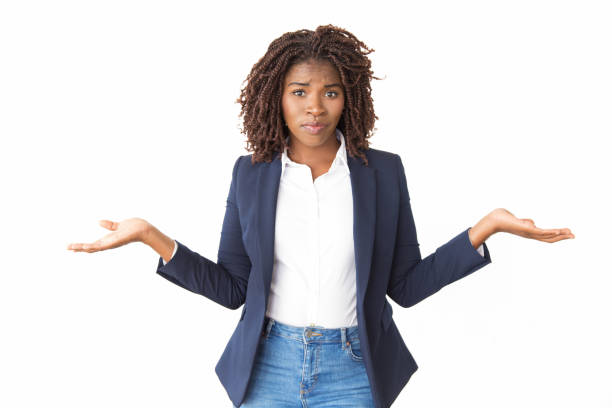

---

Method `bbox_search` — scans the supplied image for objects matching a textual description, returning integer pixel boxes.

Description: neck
[287,133,340,167]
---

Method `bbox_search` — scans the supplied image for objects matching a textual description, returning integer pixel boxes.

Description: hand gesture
[67,218,151,253]
[489,208,574,243]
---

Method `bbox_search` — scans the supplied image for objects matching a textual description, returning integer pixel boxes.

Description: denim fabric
[232,317,375,407]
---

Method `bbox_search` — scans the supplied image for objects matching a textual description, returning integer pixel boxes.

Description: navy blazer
[156,147,492,408]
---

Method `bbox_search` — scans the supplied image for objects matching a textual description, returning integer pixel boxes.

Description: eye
[290,89,340,97]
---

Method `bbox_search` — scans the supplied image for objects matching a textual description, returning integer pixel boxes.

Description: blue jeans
[233,317,375,407]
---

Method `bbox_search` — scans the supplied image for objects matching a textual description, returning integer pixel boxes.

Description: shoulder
[234,153,262,171]
[231,153,266,182]
[231,154,256,169]
[361,147,401,173]
[363,147,399,162]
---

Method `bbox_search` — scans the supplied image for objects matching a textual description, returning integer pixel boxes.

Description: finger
[529,228,576,242]
[538,228,576,239]
[99,219,119,231]
[536,228,562,236]
[530,224,572,233]
[529,226,568,235]
[84,240,105,251]
[523,229,559,239]
[534,228,573,238]
[67,242,102,252]
[538,234,575,243]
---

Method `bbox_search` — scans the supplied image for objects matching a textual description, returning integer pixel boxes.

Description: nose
[306,94,326,117]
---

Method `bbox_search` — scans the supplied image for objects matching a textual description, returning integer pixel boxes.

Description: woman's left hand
[487,208,575,243]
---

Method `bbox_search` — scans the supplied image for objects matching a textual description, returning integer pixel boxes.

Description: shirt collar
[281,128,350,178]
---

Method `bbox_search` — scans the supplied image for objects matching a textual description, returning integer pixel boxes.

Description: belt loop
[341,327,347,350]
[265,317,275,338]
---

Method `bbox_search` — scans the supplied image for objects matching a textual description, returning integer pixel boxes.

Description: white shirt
[163,129,484,328]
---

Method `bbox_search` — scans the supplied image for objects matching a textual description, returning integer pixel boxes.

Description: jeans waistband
[262,316,360,343]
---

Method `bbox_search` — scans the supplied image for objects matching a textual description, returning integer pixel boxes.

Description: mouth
[301,122,328,134]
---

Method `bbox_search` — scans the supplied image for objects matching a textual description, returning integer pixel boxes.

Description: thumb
[99,219,119,230]
[520,218,535,226]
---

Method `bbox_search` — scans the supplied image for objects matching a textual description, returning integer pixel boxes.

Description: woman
[67,25,574,408]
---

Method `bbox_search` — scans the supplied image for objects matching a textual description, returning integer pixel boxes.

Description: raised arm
[387,154,574,309]
[67,156,252,310]
[151,156,252,310]
[386,154,493,308]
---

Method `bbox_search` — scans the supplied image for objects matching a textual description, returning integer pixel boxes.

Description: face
[281,59,345,149]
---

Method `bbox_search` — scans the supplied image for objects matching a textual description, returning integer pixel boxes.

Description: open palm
[489,208,574,243]
[67,218,150,253]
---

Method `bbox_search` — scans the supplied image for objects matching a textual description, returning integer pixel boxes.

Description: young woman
[67,24,574,408]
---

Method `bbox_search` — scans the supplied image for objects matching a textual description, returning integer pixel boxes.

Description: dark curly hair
[235,24,382,166]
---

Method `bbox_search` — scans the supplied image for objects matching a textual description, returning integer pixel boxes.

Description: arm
[161,240,178,265]
[144,227,176,264]
[387,154,493,308]
[148,156,252,310]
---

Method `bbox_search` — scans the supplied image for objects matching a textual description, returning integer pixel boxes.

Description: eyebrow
[287,82,342,88]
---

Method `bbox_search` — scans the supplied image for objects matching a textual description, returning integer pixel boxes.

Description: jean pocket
[345,338,364,362]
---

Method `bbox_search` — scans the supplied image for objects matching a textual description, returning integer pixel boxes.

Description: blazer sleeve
[155,156,251,310]
[387,154,492,308]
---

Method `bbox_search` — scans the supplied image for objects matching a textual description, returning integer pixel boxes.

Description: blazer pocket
[239,305,247,321]
[381,299,393,331]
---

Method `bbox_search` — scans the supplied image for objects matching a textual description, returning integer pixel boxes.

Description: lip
[301,122,328,134]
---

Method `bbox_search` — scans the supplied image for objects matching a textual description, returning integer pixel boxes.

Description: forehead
[284,59,341,84]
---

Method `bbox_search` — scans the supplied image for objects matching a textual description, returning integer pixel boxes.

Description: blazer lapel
[347,153,377,305]
[255,153,282,303]
[256,151,377,308]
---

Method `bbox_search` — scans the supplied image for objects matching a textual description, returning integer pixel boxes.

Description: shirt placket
[308,175,321,327]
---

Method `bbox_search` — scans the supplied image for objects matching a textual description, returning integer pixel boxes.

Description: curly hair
[235,24,382,166]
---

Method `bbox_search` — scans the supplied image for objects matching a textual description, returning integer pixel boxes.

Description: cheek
[330,98,345,116]
[282,97,301,119]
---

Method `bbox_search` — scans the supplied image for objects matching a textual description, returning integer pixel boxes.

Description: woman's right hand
[67,217,151,253]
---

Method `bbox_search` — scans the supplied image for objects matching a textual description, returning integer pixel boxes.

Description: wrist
[140,223,157,246]
[142,224,175,263]
[481,212,499,235]
[469,215,497,249]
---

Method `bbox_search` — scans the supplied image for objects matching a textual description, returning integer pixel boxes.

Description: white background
[1,0,610,407]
